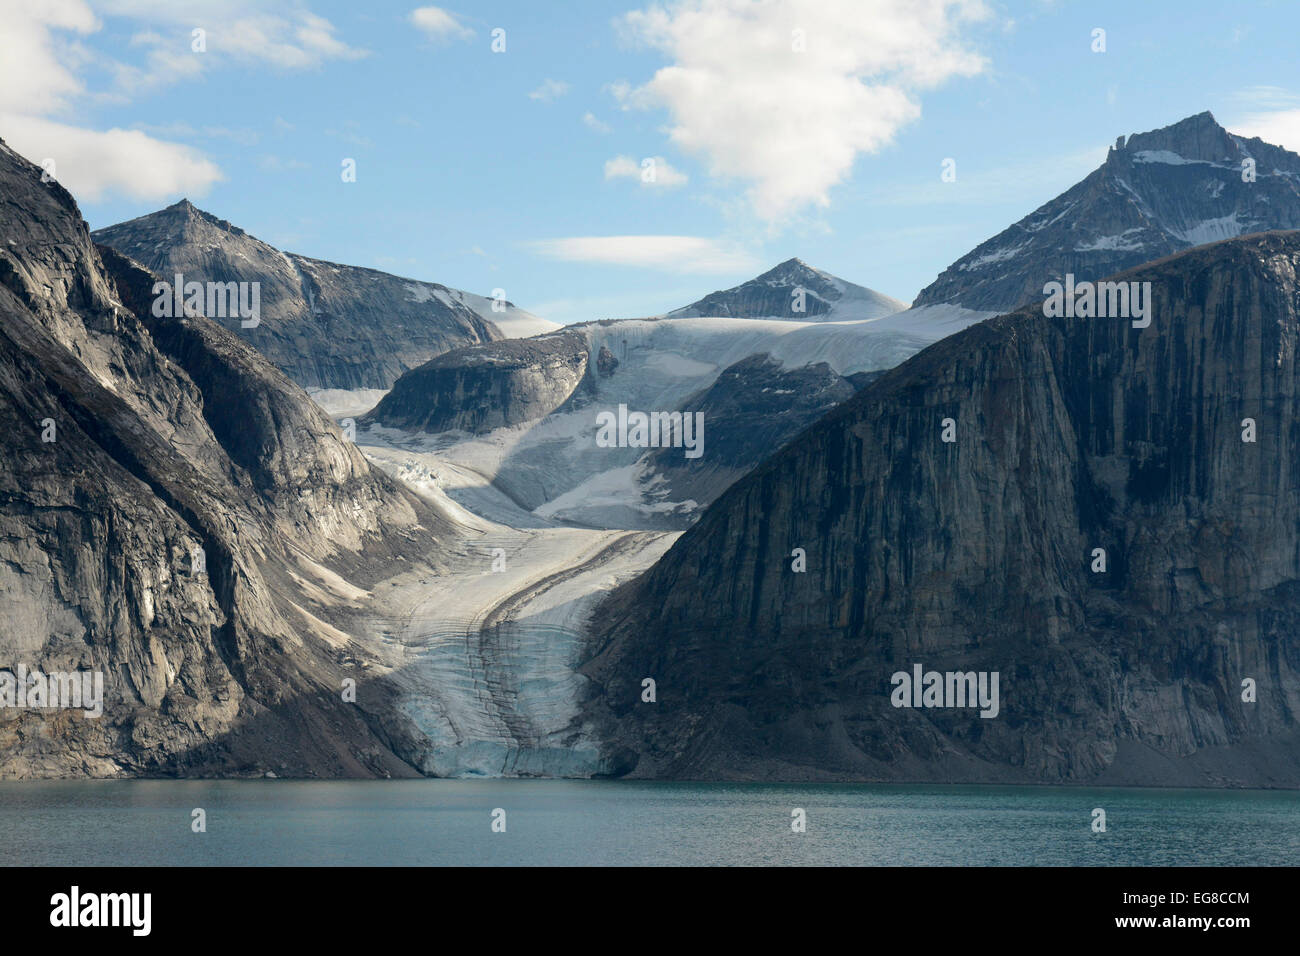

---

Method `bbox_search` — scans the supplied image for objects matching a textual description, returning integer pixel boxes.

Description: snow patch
[1074,229,1150,253]
[1169,214,1246,245]
[959,242,1030,271]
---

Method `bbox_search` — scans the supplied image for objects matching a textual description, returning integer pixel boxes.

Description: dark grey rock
[913,112,1300,313]
[646,353,855,509]
[596,344,619,378]
[669,258,904,320]
[583,231,1300,787]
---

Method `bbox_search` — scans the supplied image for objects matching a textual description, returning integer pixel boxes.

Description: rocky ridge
[914,112,1300,313]
[583,230,1300,787]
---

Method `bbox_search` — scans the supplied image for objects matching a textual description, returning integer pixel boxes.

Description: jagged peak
[1115,110,1238,163]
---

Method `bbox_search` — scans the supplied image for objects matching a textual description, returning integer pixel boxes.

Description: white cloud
[583,111,611,133]
[0,0,369,202]
[93,2,366,92]
[604,154,688,187]
[0,0,98,115]
[2,114,222,201]
[1233,110,1300,153]
[615,0,990,223]
[526,235,756,273]
[1219,88,1300,153]
[409,6,473,42]
[528,79,570,102]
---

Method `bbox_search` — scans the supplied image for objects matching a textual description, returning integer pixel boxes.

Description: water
[1,780,1295,866]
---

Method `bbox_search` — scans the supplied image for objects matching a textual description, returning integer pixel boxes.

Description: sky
[2,0,1298,325]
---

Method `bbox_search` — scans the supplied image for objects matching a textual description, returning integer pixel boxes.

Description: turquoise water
[1,780,1295,866]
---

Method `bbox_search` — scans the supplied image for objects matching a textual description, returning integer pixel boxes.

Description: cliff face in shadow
[645,353,858,509]
[583,231,1300,787]
[0,137,450,778]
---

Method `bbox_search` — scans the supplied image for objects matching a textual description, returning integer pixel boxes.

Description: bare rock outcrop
[914,112,1300,313]
[92,200,505,389]
[363,332,590,434]
[0,136,450,778]
[584,231,1300,787]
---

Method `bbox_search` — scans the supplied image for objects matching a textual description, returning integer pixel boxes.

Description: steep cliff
[583,231,1300,787]
[914,112,1300,313]
[0,136,450,778]
[362,332,590,434]
[645,353,857,509]
[92,200,555,389]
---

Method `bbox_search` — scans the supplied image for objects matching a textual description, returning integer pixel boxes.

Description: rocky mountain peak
[94,203,503,388]
[913,112,1300,314]
[668,259,905,321]
[133,198,251,242]
[1114,110,1238,163]
[768,256,812,273]
[756,257,837,290]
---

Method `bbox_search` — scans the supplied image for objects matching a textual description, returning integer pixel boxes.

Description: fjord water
[1,781,1295,866]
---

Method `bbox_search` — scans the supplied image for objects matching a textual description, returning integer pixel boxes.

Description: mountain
[581,230,1300,787]
[642,354,860,508]
[359,258,973,530]
[669,258,906,321]
[360,305,968,529]
[92,200,556,389]
[914,112,1300,313]
[363,331,590,434]
[0,136,458,778]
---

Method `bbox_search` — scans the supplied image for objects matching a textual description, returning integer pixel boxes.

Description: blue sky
[3,0,1298,324]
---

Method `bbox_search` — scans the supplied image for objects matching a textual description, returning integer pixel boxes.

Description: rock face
[0,137,452,778]
[362,332,590,434]
[646,353,856,509]
[91,200,537,389]
[583,231,1300,787]
[596,344,619,378]
[914,112,1300,313]
[669,258,905,321]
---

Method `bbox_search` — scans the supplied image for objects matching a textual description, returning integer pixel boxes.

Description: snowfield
[321,305,992,528]
[316,303,992,775]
